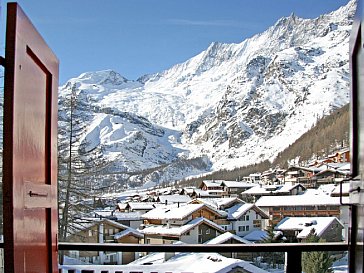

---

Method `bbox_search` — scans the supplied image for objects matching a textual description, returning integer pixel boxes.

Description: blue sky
[1,0,350,84]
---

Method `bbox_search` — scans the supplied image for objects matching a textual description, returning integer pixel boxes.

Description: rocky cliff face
[58,0,355,188]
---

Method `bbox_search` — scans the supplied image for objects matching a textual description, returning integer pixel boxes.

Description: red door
[3,3,59,272]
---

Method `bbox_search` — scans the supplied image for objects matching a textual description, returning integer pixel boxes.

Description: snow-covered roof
[117,203,128,210]
[331,182,350,196]
[157,194,191,204]
[255,193,349,207]
[112,211,143,221]
[93,209,114,218]
[141,203,222,220]
[126,251,270,273]
[201,180,224,187]
[275,217,344,239]
[242,183,304,195]
[61,245,271,272]
[242,185,268,194]
[226,203,269,220]
[312,168,347,177]
[193,188,217,197]
[206,231,252,245]
[193,197,244,209]
[284,166,315,173]
[243,230,269,242]
[337,162,351,171]
[127,202,156,210]
[182,187,196,194]
[69,218,132,235]
[221,181,257,188]
[114,227,143,240]
[277,183,305,192]
[140,217,225,236]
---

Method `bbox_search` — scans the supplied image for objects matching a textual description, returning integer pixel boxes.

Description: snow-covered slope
[58,0,355,188]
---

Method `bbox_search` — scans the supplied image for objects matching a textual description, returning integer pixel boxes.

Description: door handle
[28,190,48,198]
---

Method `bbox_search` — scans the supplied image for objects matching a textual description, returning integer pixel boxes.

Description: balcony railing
[57,241,348,273]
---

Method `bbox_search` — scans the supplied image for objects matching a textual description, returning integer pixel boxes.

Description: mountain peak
[58,2,353,187]
[76,69,129,85]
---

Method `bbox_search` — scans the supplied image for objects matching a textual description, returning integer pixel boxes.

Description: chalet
[180,187,196,196]
[242,173,262,183]
[141,203,227,226]
[66,218,143,265]
[255,193,350,237]
[241,183,306,202]
[282,166,316,186]
[311,168,348,185]
[221,181,257,196]
[190,197,245,210]
[199,180,224,191]
[225,203,269,235]
[192,188,225,198]
[328,148,350,163]
[275,217,344,243]
[140,217,225,244]
[260,168,285,184]
[110,211,143,230]
[117,202,156,214]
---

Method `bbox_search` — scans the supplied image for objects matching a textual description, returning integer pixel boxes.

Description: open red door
[2,3,59,272]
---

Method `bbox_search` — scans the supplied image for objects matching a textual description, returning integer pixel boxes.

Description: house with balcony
[199,180,225,191]
[66,218,143,265]
[327,148,350,163]
[282,166,316,187]
[240,183,306,202]
[140,203,229,244]
[260,168,286,184]
[196,180,226,197]
[117,202,156,214]
[141,203,227,227]
[220,180,257,197]
[192,188,225,198]
[225,203,269,236]
[255,192,350,238]
[310,168,349,186]
[140,217,225,244]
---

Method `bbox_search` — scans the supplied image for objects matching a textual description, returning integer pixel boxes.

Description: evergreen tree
[302,229,334,273]
[259,225,285,268]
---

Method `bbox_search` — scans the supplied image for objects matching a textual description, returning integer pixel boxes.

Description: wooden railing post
[285,250,302,273]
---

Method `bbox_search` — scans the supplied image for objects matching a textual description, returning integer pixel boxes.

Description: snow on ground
[60,252,270,273]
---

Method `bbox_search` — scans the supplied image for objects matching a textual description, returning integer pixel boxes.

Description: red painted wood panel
[3,3,59,272]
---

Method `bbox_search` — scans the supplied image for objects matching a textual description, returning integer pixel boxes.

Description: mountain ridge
[58,0,355,189]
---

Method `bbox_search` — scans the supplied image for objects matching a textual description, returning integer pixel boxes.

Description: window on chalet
[238,226,245,232]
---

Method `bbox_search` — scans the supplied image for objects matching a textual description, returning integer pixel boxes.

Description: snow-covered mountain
[59,0,355,188]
